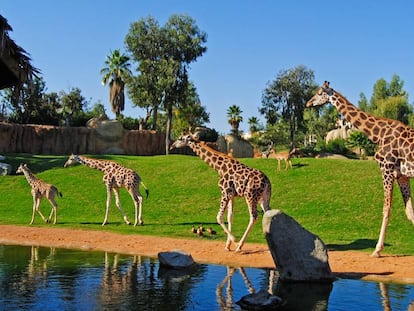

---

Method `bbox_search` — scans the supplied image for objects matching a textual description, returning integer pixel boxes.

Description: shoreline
[0,224,413,284]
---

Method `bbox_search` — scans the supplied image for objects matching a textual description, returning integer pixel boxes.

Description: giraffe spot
[372,126,380,136]
[360,113,367,120]
[349,111,358,117]
[354,120,362,127]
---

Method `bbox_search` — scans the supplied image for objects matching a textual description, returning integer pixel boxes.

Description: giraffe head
[306,81,334,108]
[64,154,81,167]
[16,163,29,174]
[170,133,198,150]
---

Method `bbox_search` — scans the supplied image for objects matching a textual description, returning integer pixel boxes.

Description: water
[0,245,413,310]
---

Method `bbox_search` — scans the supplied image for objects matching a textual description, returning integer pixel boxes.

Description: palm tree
[100,49,132,119]
[227,105,243,136]
[247,116,261,134]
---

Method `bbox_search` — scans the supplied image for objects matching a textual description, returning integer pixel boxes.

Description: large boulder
[216,134,254,158]
[87,118,125,154]
[262,209,334,282]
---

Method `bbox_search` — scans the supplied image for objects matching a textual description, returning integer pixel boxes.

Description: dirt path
[0,225,413,284]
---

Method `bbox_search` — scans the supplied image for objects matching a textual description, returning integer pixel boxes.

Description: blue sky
[3,1,414,134]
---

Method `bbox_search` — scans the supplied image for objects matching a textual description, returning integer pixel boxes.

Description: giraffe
[64,154,149,226]
[16,163,62,225]
[170,134,272,252]
[307,81,414,257]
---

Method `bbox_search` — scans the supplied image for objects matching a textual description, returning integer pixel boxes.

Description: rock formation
[263,209,334,282]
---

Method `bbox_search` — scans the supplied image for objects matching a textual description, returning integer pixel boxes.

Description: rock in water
[262,209,334,282]
[158,250,195,269]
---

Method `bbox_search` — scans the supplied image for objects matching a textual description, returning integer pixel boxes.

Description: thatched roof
[0,14,40,90]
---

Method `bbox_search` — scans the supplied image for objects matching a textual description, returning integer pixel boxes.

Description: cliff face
[0,122,166,155]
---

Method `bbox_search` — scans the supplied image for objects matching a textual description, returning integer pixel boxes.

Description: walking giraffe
[16,163,62,225]
[170,134,272,252]
[64,154,149,226]
[307,81,414,257]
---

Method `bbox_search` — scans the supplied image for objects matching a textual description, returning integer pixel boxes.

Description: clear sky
[2,0,414,134]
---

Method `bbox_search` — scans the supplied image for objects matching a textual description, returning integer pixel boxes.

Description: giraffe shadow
[292,162,308,169]
[327,239,383,251]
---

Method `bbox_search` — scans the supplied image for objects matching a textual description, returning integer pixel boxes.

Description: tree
[260,65,316,148]
[100,49,132,119]
[247,116,262,134]
[125,14,207,154]
[57,87,87,126]
[173,81,209,135]
[346,131,377,158]
[227,105,243,136]
[367,75,410,124]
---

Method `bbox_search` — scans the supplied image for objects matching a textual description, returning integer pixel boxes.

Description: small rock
[158,250,195,269]
[236,289,283,310]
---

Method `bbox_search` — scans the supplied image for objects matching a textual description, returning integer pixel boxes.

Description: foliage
[125,14,207,153]
[1,154,414,255]
[361,75,411,124]
[100,49,132,119]
[260,65,317,148]
[324,138,351,156]
[346,131,377,158]
[172,81,209,135]
[226,105,243,136]
[247,116,263,134]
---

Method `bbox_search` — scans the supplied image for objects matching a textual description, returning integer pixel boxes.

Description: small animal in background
[207,227,216,235]
[196,226,204,237]
[191,225,197,234]
[199,224,205,232]
[16,163,62,225]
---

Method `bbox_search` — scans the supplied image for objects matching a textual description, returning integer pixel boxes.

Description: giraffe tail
[141,182,149,198]
[58,192,63,198]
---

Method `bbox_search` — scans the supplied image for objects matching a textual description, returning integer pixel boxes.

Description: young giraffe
[307,81,414,257]
[170,134,272,252]
[64,154,149,226]
[16,163,62,225]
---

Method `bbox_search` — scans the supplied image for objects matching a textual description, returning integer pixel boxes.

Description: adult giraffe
[307,81,414,257]
[170,134,272,252]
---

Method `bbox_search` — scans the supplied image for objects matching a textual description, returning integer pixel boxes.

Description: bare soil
[0,225,413,284]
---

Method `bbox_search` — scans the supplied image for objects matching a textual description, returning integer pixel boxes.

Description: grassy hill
[1,153,413,255]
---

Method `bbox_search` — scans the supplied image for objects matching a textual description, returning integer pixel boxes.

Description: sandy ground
[0,224,413,284]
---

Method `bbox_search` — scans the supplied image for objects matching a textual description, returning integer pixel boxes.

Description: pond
[0,245,413,310]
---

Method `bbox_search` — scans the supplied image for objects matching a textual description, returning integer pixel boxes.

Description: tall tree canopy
[362,75,411,124]
[100,49,132,119]
[125,14,207,154]
[260,65,316,148]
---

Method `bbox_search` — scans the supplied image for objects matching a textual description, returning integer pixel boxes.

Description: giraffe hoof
[371,251,381,258]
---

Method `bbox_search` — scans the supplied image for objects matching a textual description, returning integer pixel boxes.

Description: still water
[0,245,413,310]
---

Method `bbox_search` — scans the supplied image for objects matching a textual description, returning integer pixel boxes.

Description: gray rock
[158,250,195,269]
[236,289,284,310]
[263,209,334,282]
[0,162,12,176]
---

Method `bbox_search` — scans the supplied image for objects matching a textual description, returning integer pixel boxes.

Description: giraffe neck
[77,156,108,172]
[187,141,234,173]
[21,168,39,187]
[330,90,382,144]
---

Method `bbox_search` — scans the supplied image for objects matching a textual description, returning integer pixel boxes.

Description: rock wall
[0,122,166,155]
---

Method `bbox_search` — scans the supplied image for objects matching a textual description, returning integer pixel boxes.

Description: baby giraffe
[16,163,62,224]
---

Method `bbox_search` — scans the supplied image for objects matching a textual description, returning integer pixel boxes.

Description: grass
[1,153,413,256]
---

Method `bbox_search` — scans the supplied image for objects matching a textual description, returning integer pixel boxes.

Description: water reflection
[0,245,413,310]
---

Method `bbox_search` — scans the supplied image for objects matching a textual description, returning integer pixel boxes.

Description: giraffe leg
[30,195,37,225]
[102,186,112,226]
[397,176,414,223]
[217,196,237,251]
[34,197,48,223]
[235,215,257,252]
[113,188,131,225]
[372,174,394,257]
[48,197,58,224]
[129,188,143,226]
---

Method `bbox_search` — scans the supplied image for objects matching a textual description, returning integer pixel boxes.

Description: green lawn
[1,153,413,255]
